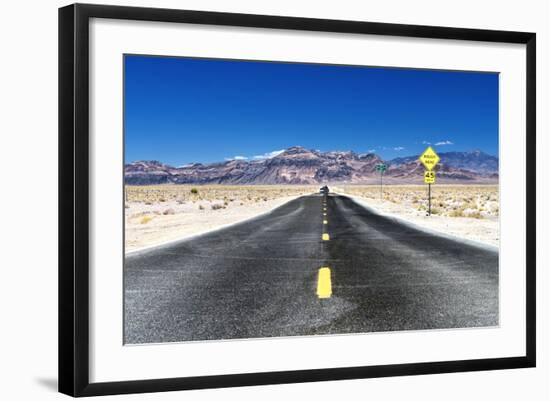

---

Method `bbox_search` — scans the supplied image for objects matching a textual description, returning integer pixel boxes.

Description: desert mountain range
[125,146,498,185]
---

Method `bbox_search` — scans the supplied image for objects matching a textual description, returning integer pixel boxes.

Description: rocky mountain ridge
[125,146,498,185]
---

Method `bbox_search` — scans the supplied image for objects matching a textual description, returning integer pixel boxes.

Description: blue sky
[124,55,498,166]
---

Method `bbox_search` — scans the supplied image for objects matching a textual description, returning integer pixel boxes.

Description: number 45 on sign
[424,170,435,184]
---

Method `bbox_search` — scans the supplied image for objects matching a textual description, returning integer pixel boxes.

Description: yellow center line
[316,267,332,299]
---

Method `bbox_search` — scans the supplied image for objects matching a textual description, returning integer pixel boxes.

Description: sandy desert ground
[125,184,499,252]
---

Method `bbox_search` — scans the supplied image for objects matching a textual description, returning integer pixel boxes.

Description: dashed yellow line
[316,267,332,298]
[318,198,332,298]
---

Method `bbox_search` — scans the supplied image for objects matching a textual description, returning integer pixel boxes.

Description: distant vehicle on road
[320,185,329,194]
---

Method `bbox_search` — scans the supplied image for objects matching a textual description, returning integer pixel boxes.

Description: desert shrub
[162,208,175,215]
[198,204,204,210]
[211,203,224,210]
[190,188,198,194]
[140,216,153,224]
[467,211,483,219]
[449,209,464,217]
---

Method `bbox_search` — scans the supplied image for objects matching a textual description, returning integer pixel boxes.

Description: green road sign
[375,163,387,172]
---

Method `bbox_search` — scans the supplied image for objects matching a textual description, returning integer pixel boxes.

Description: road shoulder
[340,193,499,252]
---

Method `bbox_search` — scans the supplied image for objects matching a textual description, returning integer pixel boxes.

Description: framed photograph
[59,3,536,397]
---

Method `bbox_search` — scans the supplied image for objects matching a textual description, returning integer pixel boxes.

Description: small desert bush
[140,216,153,224]
[465,210,483,219]
[449,209,464,217]
[429,207,440,215]
[211,203,224,210]
[190,188,198,194]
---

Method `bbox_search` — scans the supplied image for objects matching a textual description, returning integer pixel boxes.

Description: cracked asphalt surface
[124,193,498,344]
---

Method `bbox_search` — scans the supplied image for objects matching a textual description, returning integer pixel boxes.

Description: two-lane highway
[124,193,498,344]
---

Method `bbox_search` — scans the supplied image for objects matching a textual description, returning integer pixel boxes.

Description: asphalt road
[124,193,498,344]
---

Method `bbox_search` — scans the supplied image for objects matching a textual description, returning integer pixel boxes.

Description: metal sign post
[419,147,439,216]
[375,163,387,199]
[428,182,431,216]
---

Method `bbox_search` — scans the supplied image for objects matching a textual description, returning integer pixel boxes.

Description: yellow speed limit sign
[424,170,435,184]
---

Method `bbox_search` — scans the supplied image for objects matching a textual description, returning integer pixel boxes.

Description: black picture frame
[59,3,536,397]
